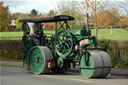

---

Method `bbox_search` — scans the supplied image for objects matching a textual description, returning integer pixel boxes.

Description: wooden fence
[108,47,128,64]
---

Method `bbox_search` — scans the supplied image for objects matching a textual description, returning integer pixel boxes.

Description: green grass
[0,57,23,62]
[0,32,23,40]
[0,29,128,40]
[91,29,128,40]
[0,30,55,40]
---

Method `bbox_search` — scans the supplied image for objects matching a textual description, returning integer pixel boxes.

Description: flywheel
[54,30,74,59]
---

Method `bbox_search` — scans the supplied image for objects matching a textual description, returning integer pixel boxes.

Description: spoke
[57,39,62,45]
[62,33,67,40]
[62,35,65,40]
[58,46,63,52]
[56,44,63,49]
[65,43,70,49]
[63,45,66,53]
[66,37,72,41]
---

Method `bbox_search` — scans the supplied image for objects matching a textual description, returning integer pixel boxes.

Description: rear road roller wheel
[28,46,53,74]
[80,51,112,78]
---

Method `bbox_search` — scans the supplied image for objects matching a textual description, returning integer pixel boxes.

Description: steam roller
[20,15,112,79]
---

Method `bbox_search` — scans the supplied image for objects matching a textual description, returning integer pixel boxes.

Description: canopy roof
[19,15,75,23]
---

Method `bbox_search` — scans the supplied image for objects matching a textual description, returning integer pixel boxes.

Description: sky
[2,0,82,14]
[1,0,127,14]
[2,0,60,13]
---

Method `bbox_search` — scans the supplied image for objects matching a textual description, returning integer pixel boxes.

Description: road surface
[0,66,128,85]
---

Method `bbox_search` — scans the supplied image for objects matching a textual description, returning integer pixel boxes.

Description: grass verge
[0,57,23,62]
[115,63,128,69]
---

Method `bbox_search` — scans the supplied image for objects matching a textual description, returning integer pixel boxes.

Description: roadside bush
[0,40,23,60]
[98,39,128,65]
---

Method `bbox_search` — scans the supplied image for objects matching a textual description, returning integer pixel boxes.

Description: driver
[29,22,41,46]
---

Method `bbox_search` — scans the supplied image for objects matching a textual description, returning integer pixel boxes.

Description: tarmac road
[0,66,128,85]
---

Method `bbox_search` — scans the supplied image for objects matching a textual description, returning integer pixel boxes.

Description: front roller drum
[80,51,112,78]
[28,46,53,74]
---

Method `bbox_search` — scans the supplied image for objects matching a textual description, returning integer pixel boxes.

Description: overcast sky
[2,0,60,13]
[2,0,127,14]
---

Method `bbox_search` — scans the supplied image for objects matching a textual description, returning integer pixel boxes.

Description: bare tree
[56,0,85,25]
[115,0,128,15]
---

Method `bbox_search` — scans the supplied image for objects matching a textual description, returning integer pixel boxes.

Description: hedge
[0,40,128,64]
[0,40,23,59]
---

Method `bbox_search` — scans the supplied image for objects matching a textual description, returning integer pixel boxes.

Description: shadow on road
[41,72,81,76]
